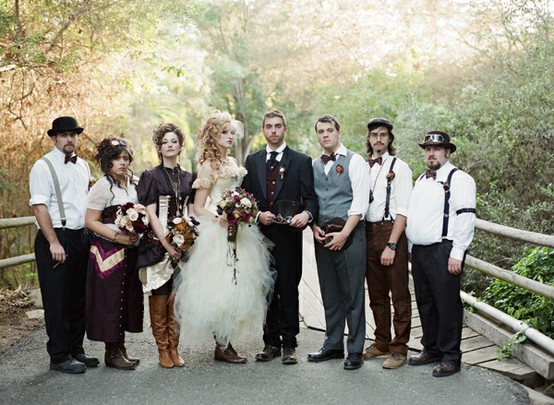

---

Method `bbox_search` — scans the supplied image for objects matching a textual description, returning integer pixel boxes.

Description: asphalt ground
[0,323,530,405]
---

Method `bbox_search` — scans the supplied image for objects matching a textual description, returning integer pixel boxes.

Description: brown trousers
[365,221,411,355]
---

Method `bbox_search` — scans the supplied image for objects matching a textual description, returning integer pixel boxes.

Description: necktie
[267,151,278,171]
[65,155,77,164]
[368,156,382,168]
[321,153,336,165]
[425,169,436,180]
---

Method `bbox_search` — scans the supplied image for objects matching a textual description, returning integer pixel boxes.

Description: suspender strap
[383,157,397,221]
[441,168,458,237]
[41,157,66,228]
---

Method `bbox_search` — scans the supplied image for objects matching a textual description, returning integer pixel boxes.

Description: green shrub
[482,247,554,339]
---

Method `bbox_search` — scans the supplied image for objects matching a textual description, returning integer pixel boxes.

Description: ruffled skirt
[174,218,273,346]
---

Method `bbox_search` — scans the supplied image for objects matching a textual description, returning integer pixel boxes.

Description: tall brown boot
[119,333,140,366]
[167,292,185,367]
[149,294,174,368]
[104,342,136,370]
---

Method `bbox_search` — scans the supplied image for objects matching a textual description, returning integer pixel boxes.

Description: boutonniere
[386,171,395,184]
[279,166,286,180]
[336,164,344,177]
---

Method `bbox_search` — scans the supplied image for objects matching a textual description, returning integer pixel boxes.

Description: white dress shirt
[29,147,91,229]
[266,142,287,162]
[365,152,412,222]
[406,161,476,260]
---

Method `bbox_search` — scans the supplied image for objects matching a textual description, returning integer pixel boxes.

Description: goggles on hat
[424,133,446,143]
[111,139,128,146]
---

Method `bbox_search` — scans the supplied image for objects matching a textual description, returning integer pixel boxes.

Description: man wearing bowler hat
[363,118,413,369]
[406,130,476,377]
[29,116,98,374]
[242,109,318,365]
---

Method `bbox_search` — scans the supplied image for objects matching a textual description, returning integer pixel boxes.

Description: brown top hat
[418,130,456,153]
[47,116,84,137]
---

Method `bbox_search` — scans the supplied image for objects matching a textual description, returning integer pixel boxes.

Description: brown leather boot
[119,334,140,366]
[214,342,247,364]
[167,292,185,367]
[149,294,174,368]
[104,342,136,370]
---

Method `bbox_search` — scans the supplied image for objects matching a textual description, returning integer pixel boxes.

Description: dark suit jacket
[242,146,318,223]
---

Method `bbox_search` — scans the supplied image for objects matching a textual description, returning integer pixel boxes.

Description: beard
[426,161,441,171]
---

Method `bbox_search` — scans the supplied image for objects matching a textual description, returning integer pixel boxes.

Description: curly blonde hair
[197,111,232,171]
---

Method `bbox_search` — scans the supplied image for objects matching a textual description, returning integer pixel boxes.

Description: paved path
[0,324,530,405]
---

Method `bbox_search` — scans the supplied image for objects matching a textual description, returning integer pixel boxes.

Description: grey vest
[313,150,355,226]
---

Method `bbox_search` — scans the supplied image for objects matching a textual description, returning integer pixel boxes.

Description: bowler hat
[367,117,394,140]
[418,130,456,153]
[271,200,306,231]
[47,116,84,137]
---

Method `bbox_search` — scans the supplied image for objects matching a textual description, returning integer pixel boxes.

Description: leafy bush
[482,247,554,339]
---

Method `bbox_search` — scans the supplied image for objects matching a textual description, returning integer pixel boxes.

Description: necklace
[163,166,182,217]
[369,157,388,203]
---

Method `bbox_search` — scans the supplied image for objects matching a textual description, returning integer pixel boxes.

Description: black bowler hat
[367,117,394,140]
[418,130,457,153]
[47,116,84,137]
[271,200,306,231]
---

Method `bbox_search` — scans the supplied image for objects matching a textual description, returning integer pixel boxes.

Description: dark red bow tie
[321,153,336,165]
[65,155,77,164]
[368,156,382,168]
[425,169,436,180]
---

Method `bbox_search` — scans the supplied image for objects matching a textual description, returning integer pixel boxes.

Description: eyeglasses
[110,139,128,146]
[424,134,446,143]
[368,133,389,139]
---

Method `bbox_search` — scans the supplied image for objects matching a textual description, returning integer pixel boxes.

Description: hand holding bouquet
[166,215,200,252]
[115,202,150,236]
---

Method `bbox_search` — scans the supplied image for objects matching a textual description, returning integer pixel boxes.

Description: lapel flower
[279,166,286,180]
[336,164,344,177]
[386,171,395,184]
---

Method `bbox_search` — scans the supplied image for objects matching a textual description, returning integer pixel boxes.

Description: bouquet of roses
[166,215,200,252]
[114,202,150,236]
[216,187,259,283]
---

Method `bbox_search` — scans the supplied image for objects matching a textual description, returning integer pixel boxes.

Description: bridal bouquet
[216,187,259,283]
[115,202,150,235]
[166,215,200,252]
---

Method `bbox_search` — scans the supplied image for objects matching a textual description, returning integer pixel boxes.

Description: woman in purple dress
[137,123,196,368]
[85,137,144,370]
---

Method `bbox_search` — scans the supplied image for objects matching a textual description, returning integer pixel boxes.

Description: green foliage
[483,247,554,338]
[496,331,527,361]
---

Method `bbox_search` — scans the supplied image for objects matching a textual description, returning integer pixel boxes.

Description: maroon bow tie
[321,153,336,165]
[425,169,436,180]
[65,155,77,164]
[368,157,382,168]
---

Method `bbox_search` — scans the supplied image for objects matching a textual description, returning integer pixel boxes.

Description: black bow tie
[65,155,77,164]
[368,156,382,168]
[321,153,336,165]
[425,169,436,180]
[267,151,279,171]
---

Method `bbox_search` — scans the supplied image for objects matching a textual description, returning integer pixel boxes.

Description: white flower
[135,204,146,214]
[240,198,252,208]
[127,208,139,221]
[172,217,183,225]
[172,233,185,246]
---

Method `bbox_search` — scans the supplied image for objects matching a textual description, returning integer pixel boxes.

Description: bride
[174,111,273,364]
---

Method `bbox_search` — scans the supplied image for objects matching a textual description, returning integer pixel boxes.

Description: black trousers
[35,228,89,363]
[411,240,463,364]
[262,226,303,349]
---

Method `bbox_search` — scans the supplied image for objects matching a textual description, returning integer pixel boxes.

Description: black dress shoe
[73,353,100,368]
[344,353,363,370]
[282,348,297,365]
[307,348,344,362]
[408,351,442,366]
[50,358,86,374]
[432,361,460,377]
[255,345,281,362]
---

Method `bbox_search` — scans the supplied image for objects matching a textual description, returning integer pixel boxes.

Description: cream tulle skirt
[174,218,273,347]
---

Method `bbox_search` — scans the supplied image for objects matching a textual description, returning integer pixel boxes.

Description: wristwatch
[387,242,397,250]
